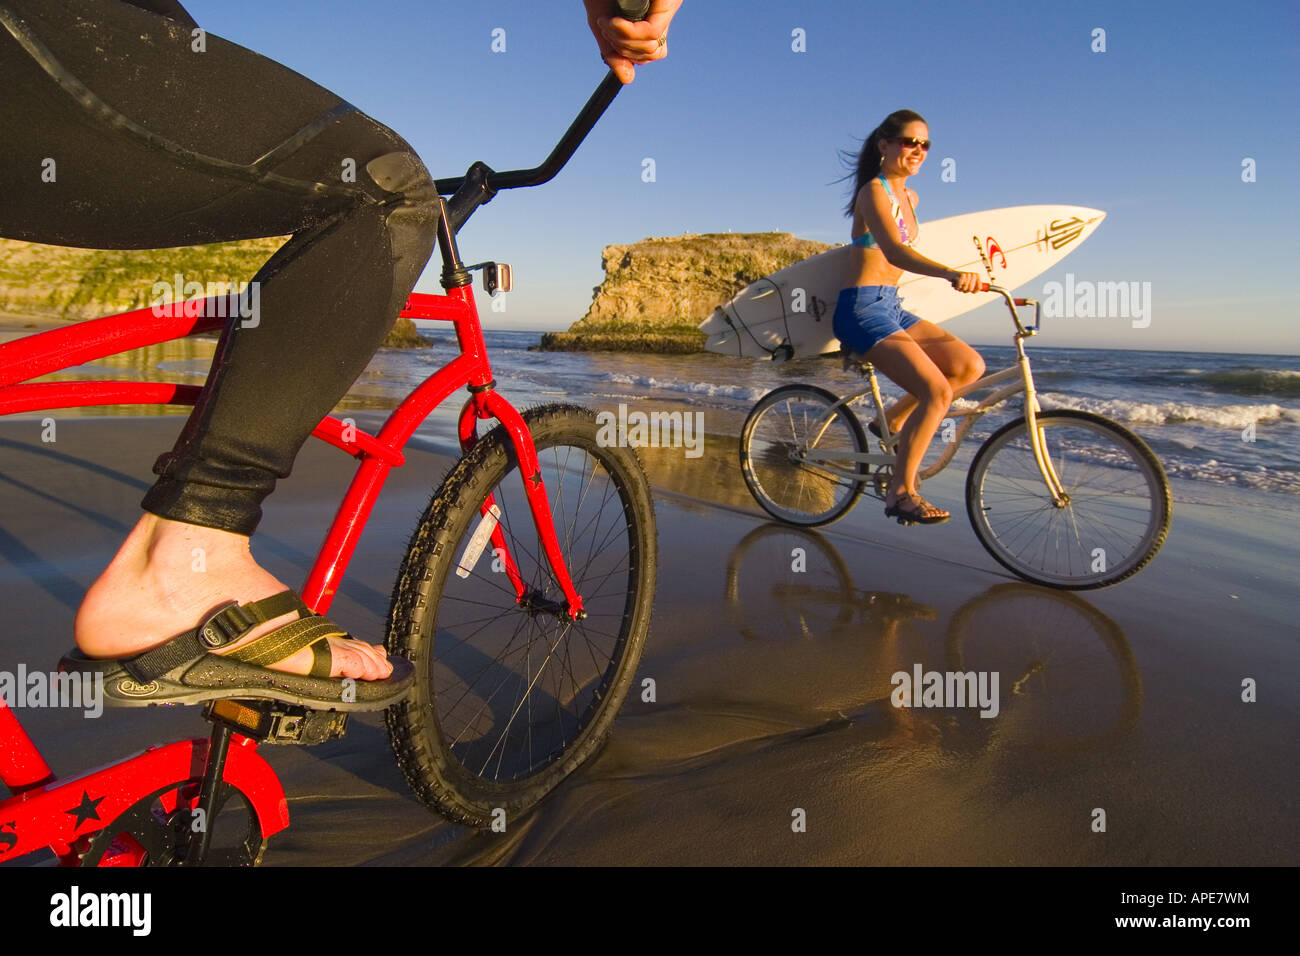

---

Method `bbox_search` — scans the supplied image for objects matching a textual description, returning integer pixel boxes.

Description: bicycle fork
[1014,334,1069,507]
[456,392,586,621]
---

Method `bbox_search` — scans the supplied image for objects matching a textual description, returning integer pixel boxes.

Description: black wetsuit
[0,0,440,534]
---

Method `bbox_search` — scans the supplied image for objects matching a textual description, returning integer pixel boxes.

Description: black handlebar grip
[614,0,651,20]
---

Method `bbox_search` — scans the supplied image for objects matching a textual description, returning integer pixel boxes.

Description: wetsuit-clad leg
[0,0,440,534]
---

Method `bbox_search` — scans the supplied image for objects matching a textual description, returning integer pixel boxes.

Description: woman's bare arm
[858,182,981,291]
[857,181,956,280]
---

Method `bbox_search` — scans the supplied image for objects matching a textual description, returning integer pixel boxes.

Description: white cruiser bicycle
[739,285,1172,589]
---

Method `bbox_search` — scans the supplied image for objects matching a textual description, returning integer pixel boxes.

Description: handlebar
[435,69,626,200]
[984,283,1041,334]
[436,1,651,234]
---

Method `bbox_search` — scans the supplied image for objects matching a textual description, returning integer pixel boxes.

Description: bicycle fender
[0,737,288,861]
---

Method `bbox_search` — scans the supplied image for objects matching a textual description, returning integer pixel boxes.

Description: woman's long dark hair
[840,109,927,216]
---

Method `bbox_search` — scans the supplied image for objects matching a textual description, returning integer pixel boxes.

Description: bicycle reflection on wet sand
[724,524,1142,758]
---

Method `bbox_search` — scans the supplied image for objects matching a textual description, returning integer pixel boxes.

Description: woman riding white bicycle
[834,109,985,525]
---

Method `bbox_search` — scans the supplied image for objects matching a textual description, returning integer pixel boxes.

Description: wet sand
[0,414,1296,866]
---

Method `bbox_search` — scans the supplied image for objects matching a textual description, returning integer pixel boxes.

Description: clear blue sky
[186,0,1299,354]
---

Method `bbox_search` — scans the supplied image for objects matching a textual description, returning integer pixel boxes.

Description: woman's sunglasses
[892,137,931,152]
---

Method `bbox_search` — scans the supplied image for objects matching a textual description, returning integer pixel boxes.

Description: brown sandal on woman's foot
[884,491,950,526]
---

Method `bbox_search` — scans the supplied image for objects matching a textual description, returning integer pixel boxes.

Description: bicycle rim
[740,385,868,527]
[387,405,655,824]
[966,410,1171,588]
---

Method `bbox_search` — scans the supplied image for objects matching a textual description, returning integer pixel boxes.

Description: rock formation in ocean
[539,232,834,353]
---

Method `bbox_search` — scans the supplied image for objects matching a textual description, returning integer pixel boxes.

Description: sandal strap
[224,616,343,678]
[309,640,333,680]
[889,492,946,514]
[901,492,947,516]
[197,590,312,647]
[120,590,311,683]
[230,590,313,629]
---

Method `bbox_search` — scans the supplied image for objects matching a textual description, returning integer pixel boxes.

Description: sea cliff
[539,232,833,353]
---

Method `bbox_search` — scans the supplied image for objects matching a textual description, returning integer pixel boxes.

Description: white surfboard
[699,205,1105,359]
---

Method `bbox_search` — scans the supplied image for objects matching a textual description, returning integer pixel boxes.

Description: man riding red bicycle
[0,0,680,707]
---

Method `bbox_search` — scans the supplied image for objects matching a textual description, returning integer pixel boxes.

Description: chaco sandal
[59,590,414,711]
[884,491,950,526]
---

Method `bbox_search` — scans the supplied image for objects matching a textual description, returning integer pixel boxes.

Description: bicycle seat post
[864,365,893,438]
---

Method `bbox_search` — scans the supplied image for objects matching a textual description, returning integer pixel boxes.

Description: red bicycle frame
[0,276,585,863]
[0,64,632,865]
[0,284,583,613]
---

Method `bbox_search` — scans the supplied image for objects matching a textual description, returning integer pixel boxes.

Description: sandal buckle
[199,602,256,648]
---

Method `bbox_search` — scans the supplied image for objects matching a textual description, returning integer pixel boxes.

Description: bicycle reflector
[209,699,271,736]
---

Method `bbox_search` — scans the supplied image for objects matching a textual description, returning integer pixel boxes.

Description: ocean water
[7,324,1297,501]
[345,329,1300,501]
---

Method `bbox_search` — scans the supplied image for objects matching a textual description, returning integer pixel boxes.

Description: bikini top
[853,174,917,249]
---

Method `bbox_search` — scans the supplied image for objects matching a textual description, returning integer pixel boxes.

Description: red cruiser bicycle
[0,63,656,865]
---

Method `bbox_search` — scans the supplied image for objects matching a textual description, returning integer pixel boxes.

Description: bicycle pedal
[870,467,893,500]
[204,698,349,746]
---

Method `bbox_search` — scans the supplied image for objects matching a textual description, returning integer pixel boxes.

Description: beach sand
[0,413,1296,866]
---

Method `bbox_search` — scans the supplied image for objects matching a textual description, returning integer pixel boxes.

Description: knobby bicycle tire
[385,404,656,827]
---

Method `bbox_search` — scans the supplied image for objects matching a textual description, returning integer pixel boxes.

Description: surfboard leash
[720,277,788,360]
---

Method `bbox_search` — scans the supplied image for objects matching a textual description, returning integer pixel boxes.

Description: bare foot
[74,514,393,680]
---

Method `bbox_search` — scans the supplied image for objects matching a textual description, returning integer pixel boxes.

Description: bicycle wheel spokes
[433,444,630,781]
[967,410,1171,588]
[740,385,869,526]
[387,405,655,825]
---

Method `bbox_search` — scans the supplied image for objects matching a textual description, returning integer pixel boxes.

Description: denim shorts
[832,285,922,355]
